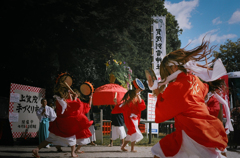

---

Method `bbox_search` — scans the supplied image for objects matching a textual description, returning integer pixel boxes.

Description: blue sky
[165,0,240,49]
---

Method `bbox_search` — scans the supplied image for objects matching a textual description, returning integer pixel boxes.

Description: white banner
[152,16,166,81]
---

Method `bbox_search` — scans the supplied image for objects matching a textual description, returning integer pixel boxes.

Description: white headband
[168,60,179,66]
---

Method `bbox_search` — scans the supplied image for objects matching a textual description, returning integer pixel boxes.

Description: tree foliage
[213,39,240,72]
[0,0,182,102]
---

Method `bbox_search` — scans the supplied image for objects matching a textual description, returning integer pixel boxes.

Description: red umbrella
[92,83,127,106]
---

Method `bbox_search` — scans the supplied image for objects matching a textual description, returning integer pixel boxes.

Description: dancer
[205,90,231,157]
[36,98,57,148]
[32,73,93,158]
[111,88,146,152]
[108,112,127,147]
[74,89,93,154]
[148,39,229,158]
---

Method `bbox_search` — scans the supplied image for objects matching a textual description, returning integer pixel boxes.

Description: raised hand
[73,93,78,101]
[113,98,117,105]
[41,108,45,115]
[145,69,154,88]
[89,94,93,107]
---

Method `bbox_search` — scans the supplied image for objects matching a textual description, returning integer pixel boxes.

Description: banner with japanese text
[9,83,45,138]
[152,16,166,81]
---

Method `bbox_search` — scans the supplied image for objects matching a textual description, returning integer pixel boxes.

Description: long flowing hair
[120,90,137,107]
[54,75,69,99]
[159,38,226,93]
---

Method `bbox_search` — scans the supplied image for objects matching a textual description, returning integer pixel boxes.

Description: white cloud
[165,0,199,30]
[188,29,237,47]
[212,17,222,25]
[228,10,240,24]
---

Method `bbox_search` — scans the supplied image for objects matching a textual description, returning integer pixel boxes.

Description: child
[111,88,146,152]
[148,40,229,158]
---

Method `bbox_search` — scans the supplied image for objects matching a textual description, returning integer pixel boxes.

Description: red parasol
[92,83,127,106]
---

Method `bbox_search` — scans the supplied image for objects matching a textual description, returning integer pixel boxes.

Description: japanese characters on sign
[152,16,166,81]
[16,94,40,113]
[18,119,37,129]
[9,83,45,138]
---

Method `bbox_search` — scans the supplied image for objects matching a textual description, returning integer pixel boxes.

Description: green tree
[0,0,182,102]
[213,39,240,72]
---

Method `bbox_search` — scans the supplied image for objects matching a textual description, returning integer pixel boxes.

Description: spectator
[36,98,57,148]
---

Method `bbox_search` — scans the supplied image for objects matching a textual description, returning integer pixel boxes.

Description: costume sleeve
[155,79,190,123]
[54,95,67,114]
[36,107,43,120]
[68,98,82,111]
[203,83,209,98]
[83,102,91,114]
[138,100,146,111]
[207,96,220,117]
[48,107,57,122]
[111,104,124,114]
[78,99,91,114]
[136,100,146,125]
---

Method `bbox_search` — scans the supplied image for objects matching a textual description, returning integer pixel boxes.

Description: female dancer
[74,89,93,154]
[32,73,93,158]
[111,88,146,152]
[148,40,229,158]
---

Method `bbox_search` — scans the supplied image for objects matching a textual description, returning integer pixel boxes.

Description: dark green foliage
[0,0,182,105]
[213,39,240,72]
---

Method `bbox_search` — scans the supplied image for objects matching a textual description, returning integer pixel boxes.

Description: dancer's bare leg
[120,139,124,147]
[108,139,113,147]
[75,145,84,153]
[90,141,96,146]
[32,140,51,157]
[121,140,129,151]
[70,145,78,157]
[131,141,137,152]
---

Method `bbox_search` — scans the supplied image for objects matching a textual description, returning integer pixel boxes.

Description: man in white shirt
[36,98,56,148]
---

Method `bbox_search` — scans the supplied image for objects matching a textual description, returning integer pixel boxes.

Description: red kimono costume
[151,72,228,158]
[75,101,92,145]
[111,100,146,142]
[206,94,220,118]
[48,97,93,146]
